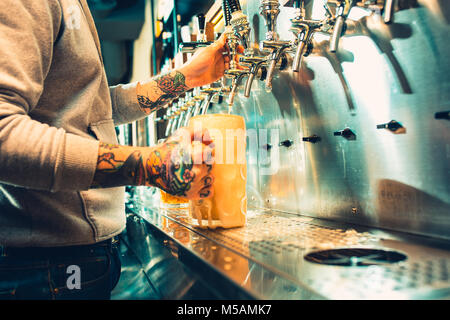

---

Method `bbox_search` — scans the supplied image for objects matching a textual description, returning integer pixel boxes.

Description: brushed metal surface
[129,189,450,299]
[208,0,450,239]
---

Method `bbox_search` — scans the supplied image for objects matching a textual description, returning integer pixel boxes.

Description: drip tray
[304,248,408,266]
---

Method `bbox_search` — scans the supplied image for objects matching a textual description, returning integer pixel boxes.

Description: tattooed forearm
[92,143,146,188]
[91,140,200,198]
[136,70,190,114]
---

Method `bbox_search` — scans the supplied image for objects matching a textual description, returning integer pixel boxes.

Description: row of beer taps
[224,0,397,97]
[157,0,398,137]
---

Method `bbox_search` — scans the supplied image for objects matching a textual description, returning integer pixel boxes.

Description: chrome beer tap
[184,87,204,122]
[290,0,333,72]
[171,101,184,134]
[328,0,357,53]
[260,0,281,42]
[199,87,221,115]
[177,94,193,130]
[226,68,250,109]
[222,1,265,99]
[222,0,252,109]
[240,55,268,98]
[165,102,177,137]
[259,0,290,91]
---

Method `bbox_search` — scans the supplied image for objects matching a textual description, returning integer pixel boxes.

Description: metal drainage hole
[304,248,407,267]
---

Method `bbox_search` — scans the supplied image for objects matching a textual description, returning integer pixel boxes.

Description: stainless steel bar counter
[124,187,450,300]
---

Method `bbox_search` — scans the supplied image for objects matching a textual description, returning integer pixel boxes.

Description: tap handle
[197,14,206,32]
[196,13,206,41]
[383,0,395,24]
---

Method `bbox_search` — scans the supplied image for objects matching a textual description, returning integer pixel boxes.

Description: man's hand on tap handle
[92,126,215,200]
[135,34,245,115]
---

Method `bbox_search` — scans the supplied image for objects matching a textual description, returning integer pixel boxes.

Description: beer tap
[198,87,221,115]
[328,0,357,53]
[259,0,291,91]
[222,0,252,108]
[226,0,252,56]
[174,97,185,131]
[226,68,250,108]
[185,87,204,121]
[165,102,178,137]
[178,94,196,130]
[342,14,413,94]
[290,0,334,72]
[240,56,268,98]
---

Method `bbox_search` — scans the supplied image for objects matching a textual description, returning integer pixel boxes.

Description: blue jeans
[0,239,121,300]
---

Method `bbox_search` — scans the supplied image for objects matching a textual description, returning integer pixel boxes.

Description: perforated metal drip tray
[304,248,408,267]
[141,206,450,300]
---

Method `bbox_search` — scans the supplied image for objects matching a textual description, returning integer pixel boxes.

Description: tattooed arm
[136,70,190,114]
[135,34,231,114]
[92,129,214,200]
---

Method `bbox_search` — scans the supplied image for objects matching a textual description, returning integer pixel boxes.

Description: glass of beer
[187,114,247,229]
[159,190,189,209]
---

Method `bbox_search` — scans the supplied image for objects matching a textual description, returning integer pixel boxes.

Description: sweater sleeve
[0,0,99,192]
[110,82,148,126]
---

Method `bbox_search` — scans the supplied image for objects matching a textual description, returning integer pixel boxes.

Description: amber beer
[188,114,247,229]
[158,136,189,209]
[159,190,188,208]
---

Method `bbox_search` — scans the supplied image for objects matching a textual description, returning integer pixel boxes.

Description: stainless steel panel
[209,1,450,239]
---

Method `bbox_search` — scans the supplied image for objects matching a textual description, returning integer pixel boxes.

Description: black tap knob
[302,135,321,143]
[435,111,450,120]
[197,14,206,35]
[279,139,294,148]
[334,128,356,140]
[376,120,406,133]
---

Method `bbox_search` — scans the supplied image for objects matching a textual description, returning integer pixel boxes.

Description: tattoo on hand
[137,71,189,114]
[146,140,195,197]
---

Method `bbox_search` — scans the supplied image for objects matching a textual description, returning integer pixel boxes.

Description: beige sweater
[0,0,147,247]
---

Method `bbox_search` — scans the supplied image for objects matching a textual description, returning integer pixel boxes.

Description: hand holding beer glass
[188,114,247,229]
